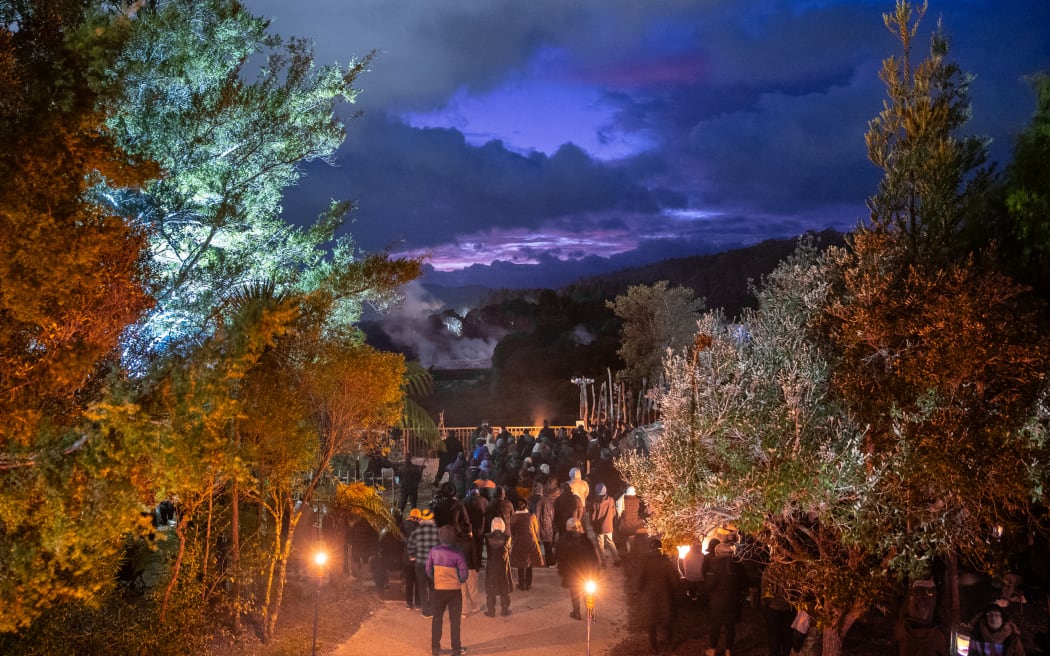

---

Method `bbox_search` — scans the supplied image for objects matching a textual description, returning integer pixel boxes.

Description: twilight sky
[243,0,1050,290]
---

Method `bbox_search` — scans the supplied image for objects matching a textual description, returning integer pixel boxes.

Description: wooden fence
[400,425,578,462]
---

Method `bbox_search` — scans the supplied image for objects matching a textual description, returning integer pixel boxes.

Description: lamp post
[584,579,597,656]
[311,550,328,656]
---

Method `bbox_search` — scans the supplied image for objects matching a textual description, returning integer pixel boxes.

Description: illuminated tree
[104,0,376,357]
[619,242,889,656]
[865,0,993,262]
[819,0,1050,629]
[606,281,704,386]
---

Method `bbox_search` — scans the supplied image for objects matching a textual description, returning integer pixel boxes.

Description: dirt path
[328,563,630,656]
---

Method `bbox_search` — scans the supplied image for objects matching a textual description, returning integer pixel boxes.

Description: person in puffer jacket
[426,525,469,656]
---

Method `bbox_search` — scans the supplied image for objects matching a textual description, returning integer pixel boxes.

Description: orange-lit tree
[819,0,1050,630]
[0,1,157,633]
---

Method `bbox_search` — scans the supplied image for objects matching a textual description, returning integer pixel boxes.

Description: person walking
[427,525,469,656]
[400,509,421,610]
[589,483,621,567]
[637,537,678,654]
[508,498,544,591]
[483,517,513,617]
[408,509,439,617]
[557,518,600,621]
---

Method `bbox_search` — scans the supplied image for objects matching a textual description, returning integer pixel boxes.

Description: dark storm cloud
[250,0,1050,288]
[282,113,685,252]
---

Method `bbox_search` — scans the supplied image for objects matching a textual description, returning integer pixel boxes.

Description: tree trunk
[821,599,867,656]
[946,548,960,628]
[160,519,187,624]
[202,486,213,597]
[231,478,241,634]
[264,507,302,640]
[258,502,284,641]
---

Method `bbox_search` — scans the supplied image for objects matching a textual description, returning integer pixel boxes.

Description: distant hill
[419,283,492,312]
[560,229,844,318]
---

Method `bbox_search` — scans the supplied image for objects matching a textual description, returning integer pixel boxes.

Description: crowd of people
[364,420,1043,656]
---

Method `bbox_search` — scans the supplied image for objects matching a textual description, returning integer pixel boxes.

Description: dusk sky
[244,0,1050,290]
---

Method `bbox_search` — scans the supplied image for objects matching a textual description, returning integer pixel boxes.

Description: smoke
[372,280,506,369]
[572,324,595,345]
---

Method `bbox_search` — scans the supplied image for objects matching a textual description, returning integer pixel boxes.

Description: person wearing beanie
[589,483,621,567]
[556,516,600,621]
[483,517,513,617]
[967,603,1025,656]
[427,524,469,656]
[408,509,439,617]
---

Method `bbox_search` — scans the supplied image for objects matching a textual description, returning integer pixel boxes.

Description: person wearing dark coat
[434,432,463,486]
[398,458,424,513]
[463,487,489,567]
[484,517,513,617]
[401,509,422,610]
[638,538,678,654]
[705,539,748,656]
[554,482,584,542]
[557,518,600,620]
[509,498,544,590]
[483,485,514,535]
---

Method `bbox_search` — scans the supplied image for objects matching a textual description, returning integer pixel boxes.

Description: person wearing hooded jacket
[483,517,513,617]
[567,466,590,507]
[967,603,1025,656]
[589,482,621,567]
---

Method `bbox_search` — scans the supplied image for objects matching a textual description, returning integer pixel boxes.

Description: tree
[819,0,1050,628]
[606,281,704,386]
[984,72,1050,296]
[0,0,158,632]
[865,0,993,263]
[104,0,376,357]
[618,242,890,656]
